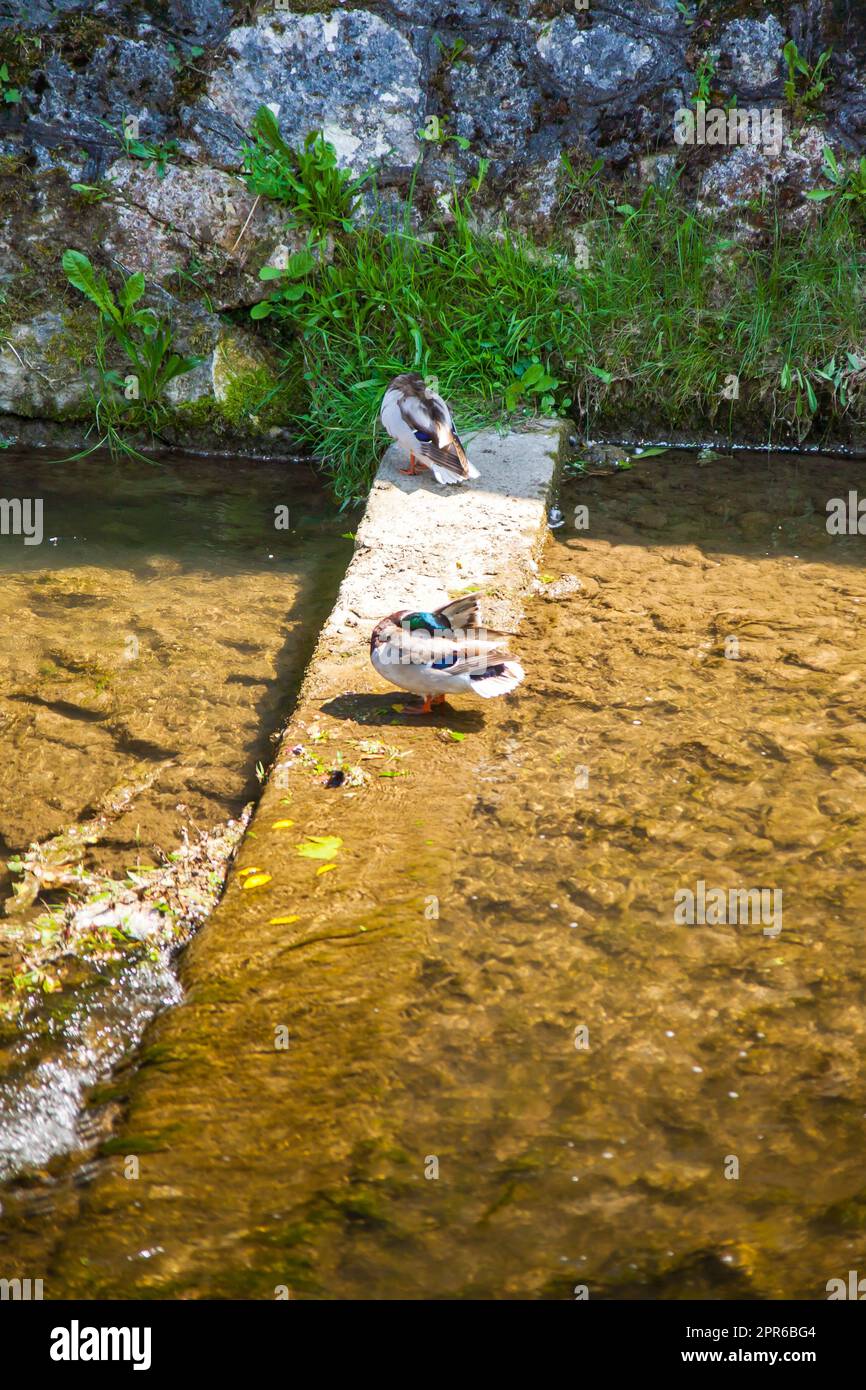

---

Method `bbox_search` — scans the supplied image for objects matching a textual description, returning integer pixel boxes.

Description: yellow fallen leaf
[316,863,337,876]
[271,819,295,829]
[241,872,272,890]
[269,914,300,925]
[238,866,265,877]
[391,703,406,712]
[296,835,343,861]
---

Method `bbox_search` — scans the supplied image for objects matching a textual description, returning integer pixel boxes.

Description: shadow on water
[321,691,486,732]
[0,448,354,1191]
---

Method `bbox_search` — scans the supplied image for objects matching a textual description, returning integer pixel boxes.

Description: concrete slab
[319,418,566,670]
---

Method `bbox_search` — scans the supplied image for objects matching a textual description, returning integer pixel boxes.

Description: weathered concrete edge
[291,417,567,705]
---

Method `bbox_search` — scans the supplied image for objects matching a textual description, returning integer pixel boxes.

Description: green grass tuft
[252,164,865,505]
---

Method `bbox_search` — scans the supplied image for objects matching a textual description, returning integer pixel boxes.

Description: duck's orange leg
[399,451,428,476]
[403,694,447,715]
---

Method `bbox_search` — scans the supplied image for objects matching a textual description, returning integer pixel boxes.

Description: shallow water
[2,449,866,1299]
[0,451,348,883]
[0,451,350,1180]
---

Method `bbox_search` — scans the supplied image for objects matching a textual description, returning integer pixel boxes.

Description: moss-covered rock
[0,310,94,420]
[0,296,304,449]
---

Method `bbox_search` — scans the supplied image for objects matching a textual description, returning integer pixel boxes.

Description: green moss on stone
[213,336,304,434]
[54,13,110,64]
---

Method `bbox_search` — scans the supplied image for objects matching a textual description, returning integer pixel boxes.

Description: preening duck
[369,592,524,714]
[380,372,479,485]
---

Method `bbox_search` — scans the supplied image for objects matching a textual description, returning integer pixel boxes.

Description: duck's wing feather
[399,391,471,479]
[435,593,483,631]
[434,593,515,641]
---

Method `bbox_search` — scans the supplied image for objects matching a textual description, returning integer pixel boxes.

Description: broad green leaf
[119,271,145,308]
[283,249,316,278]
[61,249,121,322]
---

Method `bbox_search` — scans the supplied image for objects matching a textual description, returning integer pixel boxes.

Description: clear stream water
[1,448,865,1299]
[0,450,350,1186]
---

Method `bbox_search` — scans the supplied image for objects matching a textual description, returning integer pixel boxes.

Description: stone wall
[0,1,863,445]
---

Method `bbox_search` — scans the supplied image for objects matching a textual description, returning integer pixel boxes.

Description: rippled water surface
[0,451,349,1184]
[2,449,865,1299]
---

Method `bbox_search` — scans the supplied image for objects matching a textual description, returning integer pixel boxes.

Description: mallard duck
[380,372,479,485]
[370,592,524,714]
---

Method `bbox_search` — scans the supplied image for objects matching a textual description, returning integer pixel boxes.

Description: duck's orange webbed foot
[399,451,427,476]
[403,694,446,715]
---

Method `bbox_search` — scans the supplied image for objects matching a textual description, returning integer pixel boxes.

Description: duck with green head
[369,593,524,714]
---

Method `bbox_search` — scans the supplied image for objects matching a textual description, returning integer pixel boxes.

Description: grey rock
[0,297,285,441]
[0,311,92,420]
[184,12,425,175]
[0,0,127,25]
[533,3,688,161]
[442,34,548,172]
[33,33,177,152]
[537,10,685,107]
[156,0,235,46]
[103,159,324,309]
[107,158,287,260]
[380,1,525,21]
[3,1,228,44]
[697,124,827,230]
[713,16,785,95]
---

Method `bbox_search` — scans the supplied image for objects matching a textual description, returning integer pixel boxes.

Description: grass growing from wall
[243,119,866,505]
[271,197,584,504]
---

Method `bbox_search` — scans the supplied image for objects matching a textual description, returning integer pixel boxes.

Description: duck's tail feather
[469,660,525,697]
[421,431,477,483]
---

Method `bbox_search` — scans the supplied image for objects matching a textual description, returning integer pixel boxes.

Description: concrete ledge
[322,419,566,658]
